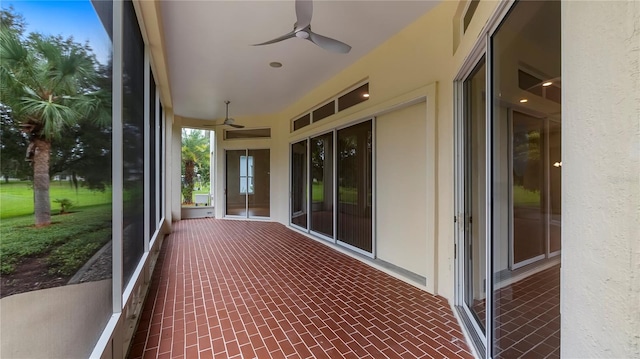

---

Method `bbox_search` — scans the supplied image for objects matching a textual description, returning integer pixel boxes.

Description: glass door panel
[226,150,246,216]
[310,133,334,238]
[463,59,487,334]
[337,121,373,253]
[512,111,546,265]
[491,1,561,357]
[291,141,308,228]
[247,149,270,218]
[549,120,561,253]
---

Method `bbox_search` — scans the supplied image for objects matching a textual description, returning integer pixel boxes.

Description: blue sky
[5,0,111,64]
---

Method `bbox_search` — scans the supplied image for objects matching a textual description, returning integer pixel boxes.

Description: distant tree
[181,129,209,204]
[0,8,109,226]
[0,104,30,181]
[0,6,25,35]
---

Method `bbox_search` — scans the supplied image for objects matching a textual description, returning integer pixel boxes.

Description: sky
[4,0,112,64]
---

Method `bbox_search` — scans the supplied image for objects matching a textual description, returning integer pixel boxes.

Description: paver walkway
[128,219,473,359]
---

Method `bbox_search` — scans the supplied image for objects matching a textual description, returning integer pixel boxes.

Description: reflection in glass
[337,121,372,252]
[463,59,487,333]
[549,120,561,253]
[122,0,145,288]
[312,101,336,123]
[491,1,561,357]
[226,150,246,216]
[291,140,308,228]
[338,83,369,111]
[310,133,334,238]
[247,149,270,218]
[149,72,157,236]
[512,112,545,265]
[294,113,310,131]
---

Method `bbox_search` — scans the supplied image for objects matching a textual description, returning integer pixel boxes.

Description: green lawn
[513,185,541,206]
[312,182,324,202]
[182,185,211,205]
[0,204,112,276]
[311,182,359,204]
[0,180,112,219]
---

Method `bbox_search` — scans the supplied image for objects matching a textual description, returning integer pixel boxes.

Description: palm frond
[74,89,112,127]
[20,96,80,139]
[0,29,28,65]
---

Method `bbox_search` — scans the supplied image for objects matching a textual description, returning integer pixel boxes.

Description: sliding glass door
[337,121,373,253]
[310,133,334,238]
[226,149,270,218]
[290,120,373,255]
[461,58,488,339]
[455,1,561,358]
[291,140,307,228]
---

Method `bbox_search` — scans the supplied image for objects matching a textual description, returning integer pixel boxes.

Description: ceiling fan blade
[253,31,296,46]
[228,123,245,129]
[308,31,351,54]
[295,0,313,31]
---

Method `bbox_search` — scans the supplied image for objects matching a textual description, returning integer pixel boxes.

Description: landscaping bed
[0,204,112,298]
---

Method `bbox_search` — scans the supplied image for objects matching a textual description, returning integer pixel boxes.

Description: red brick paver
[128,219,473,359]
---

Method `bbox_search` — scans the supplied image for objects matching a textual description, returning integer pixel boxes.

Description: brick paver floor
[128,219,473,359]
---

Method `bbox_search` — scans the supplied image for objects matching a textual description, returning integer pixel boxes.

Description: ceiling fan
[252,0,352,54]
[205,100,244,129]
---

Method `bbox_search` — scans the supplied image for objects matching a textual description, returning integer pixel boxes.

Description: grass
[513,185,541,206]
[311,182,359,204]
[312,182,325,202]
[182,185,211,206]
[0,180,112,219]
[0,204,112,276]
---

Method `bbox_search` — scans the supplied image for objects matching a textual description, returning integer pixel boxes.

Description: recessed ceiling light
[269,62,282,68]
[362,93,370,98]
[542,81,553,87]
[519,98,528,103]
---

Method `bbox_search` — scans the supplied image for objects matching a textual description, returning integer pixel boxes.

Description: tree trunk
[183,160,194,204]
[32,137,51,226]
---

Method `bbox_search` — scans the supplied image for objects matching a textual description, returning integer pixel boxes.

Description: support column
[561,1,640,357]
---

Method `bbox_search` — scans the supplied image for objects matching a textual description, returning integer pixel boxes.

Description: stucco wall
[0,280,112,359]
[562,0,640,357]
[376,102,429,278]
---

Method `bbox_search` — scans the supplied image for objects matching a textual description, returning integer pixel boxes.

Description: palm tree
[181,129,209,205]
[0,28,103,226]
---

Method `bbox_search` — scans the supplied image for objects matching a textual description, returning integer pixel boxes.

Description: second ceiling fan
[253,0,352,54]
[205,101,244,129]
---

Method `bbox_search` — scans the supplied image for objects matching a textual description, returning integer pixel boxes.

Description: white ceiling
[160,0,440,121]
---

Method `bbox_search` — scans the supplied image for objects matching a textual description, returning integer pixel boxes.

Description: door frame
[453,1,517,358]
[224,148,271,219]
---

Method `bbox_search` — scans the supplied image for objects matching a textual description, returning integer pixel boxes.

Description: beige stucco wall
[376,102,429,278]
[0,280,112,359]
[561,0,640,357]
